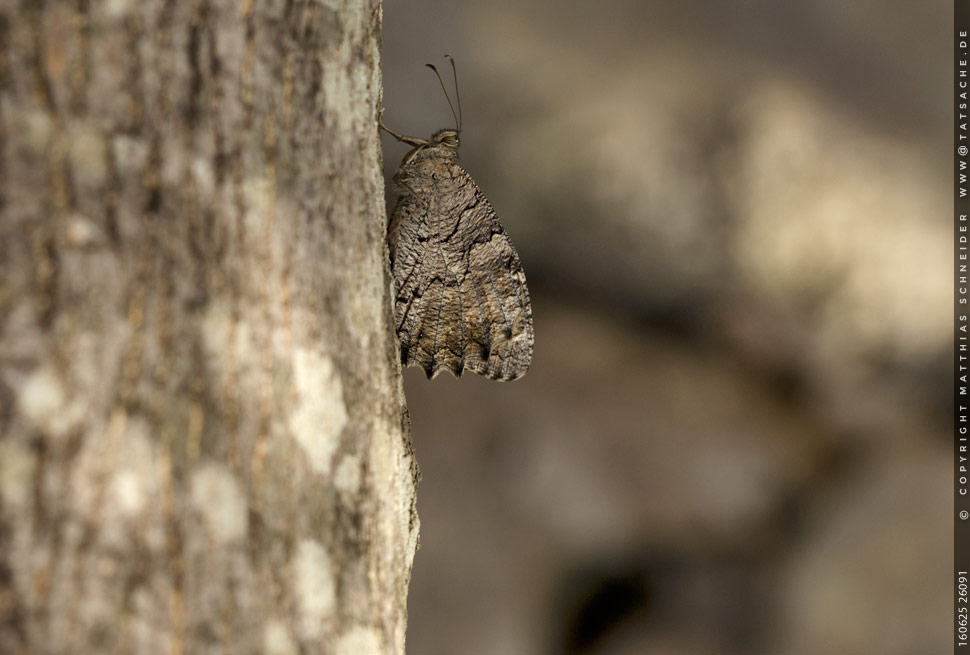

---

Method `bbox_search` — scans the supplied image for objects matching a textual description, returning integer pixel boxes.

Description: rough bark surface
[0,2,418,654]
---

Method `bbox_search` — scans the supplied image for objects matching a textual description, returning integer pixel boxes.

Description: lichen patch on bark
[289,348,348,476]
[294,539,337,640]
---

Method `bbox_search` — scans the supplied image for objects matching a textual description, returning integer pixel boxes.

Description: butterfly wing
[389,161,533,381]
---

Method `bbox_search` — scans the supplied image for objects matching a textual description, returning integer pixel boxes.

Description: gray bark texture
[0,1,419,654]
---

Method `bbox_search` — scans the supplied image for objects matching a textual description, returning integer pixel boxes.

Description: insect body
[381,57,533,381]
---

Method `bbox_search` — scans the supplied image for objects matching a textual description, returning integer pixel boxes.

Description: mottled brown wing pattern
[389,160,533,381]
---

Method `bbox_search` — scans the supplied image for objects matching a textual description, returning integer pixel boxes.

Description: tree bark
[0,2,418,654]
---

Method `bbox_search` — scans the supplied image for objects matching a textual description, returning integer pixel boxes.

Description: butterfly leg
[394,176,425,204]
[379,111,430,148]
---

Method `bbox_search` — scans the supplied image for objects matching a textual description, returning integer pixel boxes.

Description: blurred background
[380,1,949,654]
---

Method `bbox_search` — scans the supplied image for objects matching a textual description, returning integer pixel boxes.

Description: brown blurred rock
[380,1,948,653]
[773,452,949,655]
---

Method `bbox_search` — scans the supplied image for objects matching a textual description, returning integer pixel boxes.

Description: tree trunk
[0,2,418,654]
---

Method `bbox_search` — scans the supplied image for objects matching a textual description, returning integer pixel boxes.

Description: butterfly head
[426,56,462,147]
[432,129,460,148]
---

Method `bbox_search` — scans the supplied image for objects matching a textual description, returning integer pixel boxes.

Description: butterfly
[380,56,533,381]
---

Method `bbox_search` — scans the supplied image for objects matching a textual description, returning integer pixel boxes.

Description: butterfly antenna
[444,55,462,132]
[426,62,460,132]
